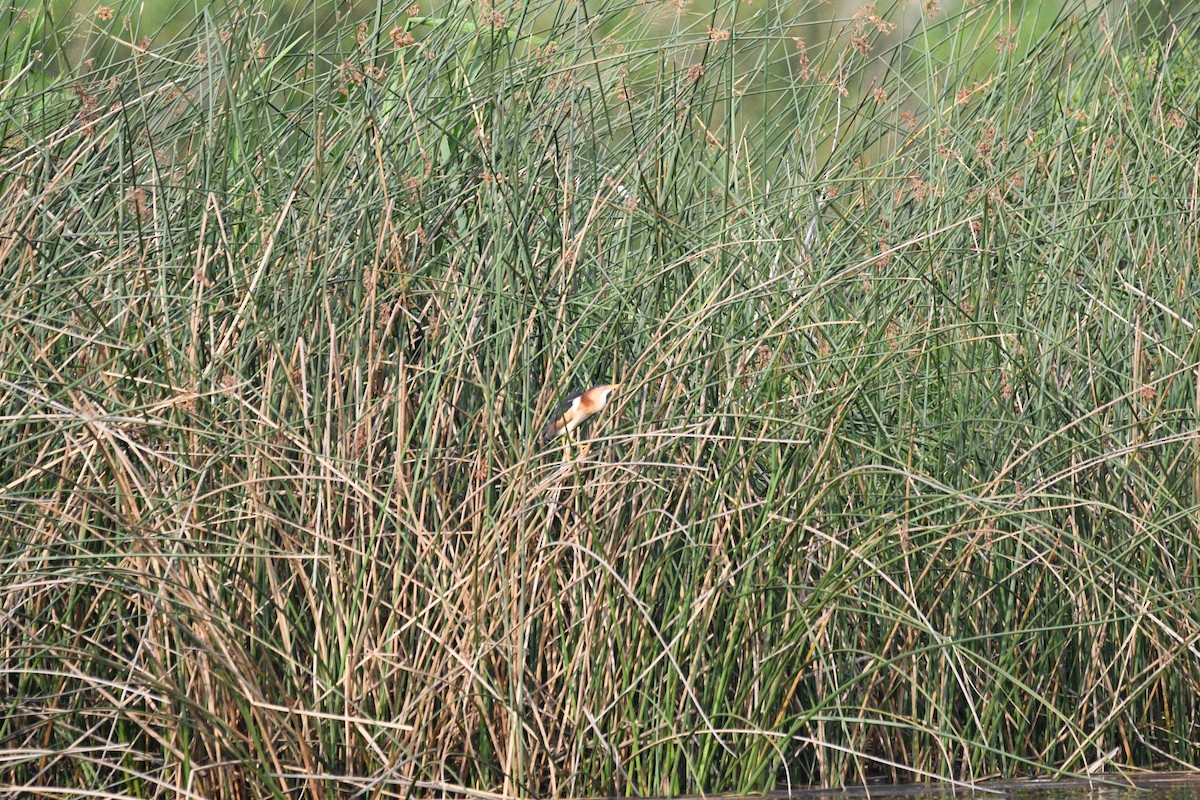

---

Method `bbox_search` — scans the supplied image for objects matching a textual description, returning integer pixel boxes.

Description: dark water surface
[1003,786,1200,800]
[762,778,1200,800]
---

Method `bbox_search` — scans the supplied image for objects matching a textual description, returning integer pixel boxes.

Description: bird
[542,384,621,451]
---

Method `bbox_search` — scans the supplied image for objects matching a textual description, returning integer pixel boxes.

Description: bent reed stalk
[3,0,1200,796]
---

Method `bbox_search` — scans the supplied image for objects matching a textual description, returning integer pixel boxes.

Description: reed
[2,0,1199,796]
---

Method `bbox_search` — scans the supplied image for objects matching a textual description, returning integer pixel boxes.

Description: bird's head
[586,383,621,409]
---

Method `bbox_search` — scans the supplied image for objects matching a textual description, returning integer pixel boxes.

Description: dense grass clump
[3,0,1200,796]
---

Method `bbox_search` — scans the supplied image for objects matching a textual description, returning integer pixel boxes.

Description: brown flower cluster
[71,83,99,137]
[995,26,1016,53]
[849,4,895,56]
[792,37,812,81]
[477,0,507,29]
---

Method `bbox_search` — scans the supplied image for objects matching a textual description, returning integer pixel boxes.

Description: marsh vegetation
[3,0,1200,796]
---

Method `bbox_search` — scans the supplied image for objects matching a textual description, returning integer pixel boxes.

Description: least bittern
[542,384,620,456]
